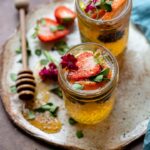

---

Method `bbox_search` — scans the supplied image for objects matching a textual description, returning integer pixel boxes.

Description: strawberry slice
[55,6,76,25]
[68,52,101,81]
[102,0,126,20]
[37,18,69,42]
[91,9,106,19]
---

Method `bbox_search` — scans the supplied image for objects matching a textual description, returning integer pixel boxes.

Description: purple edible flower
[85,3,95,13]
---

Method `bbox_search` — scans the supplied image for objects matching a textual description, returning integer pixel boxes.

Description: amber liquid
[64,94,115,124]
[78,18,129,57]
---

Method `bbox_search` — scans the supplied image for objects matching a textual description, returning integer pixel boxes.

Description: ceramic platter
[1,0,150,149]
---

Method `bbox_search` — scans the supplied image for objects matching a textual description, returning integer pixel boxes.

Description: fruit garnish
[61,54,78,70]
[83,0,115,20]
[37,18,69,42]
[39,62,58,81]
[55,6,76,25]
[68,52,101,81]
[90,68,111,82]
[102,0,126,20]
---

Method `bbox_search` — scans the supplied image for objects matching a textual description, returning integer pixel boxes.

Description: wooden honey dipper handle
[15,0,29,69]
[15,0,36,100]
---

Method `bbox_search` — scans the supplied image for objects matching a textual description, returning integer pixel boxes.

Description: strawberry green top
[60,50,112,91]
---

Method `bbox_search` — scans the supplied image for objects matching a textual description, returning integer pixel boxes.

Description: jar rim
[58,42,119,99]
[75,0,132,24]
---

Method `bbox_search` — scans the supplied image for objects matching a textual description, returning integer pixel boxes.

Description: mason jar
[75,0,132,58]
[58,43,119,124]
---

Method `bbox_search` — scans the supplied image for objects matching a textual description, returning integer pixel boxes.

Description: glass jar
[58,43,119,124]
[75,0,132,57]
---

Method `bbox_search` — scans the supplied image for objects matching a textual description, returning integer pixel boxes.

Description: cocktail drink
[75,0,132,57]
[58,43,119,124]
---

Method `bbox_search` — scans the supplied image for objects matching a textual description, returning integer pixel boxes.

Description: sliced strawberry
[68,52,101,81]
[91,9,106,19]
[55,6,76,25]
[37,18,69,42]
[102,0,126,20]
[76,80,105,90]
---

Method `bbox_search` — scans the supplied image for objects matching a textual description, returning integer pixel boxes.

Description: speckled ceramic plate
[1,0,150,150]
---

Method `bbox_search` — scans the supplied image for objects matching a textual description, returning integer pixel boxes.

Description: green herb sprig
[95,0,112,12]
[69,117,77,125]
[72,83,84,90]
[10,73,17,81]
[90,68,110,82]
[10,85,17,93]
[35,103,59,117]
[76,130,84,139]
[27,111,36,120]
[53,40,69,55]
[51,87,63,98]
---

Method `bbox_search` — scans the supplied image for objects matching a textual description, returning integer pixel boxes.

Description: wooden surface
[0,0,144,149]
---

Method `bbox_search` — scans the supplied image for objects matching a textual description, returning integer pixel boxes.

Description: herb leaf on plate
[10,85,17,93]
[53,40,69,55]
[51,87,63,98]
[76,130,84,139]
[10,73,17,81]
[35,103,59,117]
[69,117,77,125]
[35,49,42,56]
[28,111,35,120]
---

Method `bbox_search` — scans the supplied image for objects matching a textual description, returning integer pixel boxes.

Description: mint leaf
[10,73,17,81]
[101,0,106,4]
[35,49,42,56]
[93,74,103,82]
[69,117,77,125]
[54,40,69,55]
[10,85,17,93]
[32,25,39,39]
[35,104,52,112]
[50,106,59,117]
[72,83,84,90]
[40,59,49,65]
[27,49,32,57]
[28,111,35,120]
[100,68,110,76]
[103,3,112,12]
[15,48,21,54]
[76,130,84,139]
[35,103,59,117]
[17,59,22,64]
[51,87,63,98]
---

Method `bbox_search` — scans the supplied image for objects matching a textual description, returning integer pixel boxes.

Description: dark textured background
[0,0,143,149]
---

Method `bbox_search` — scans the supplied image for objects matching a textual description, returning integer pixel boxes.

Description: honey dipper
[15,0,36,100]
